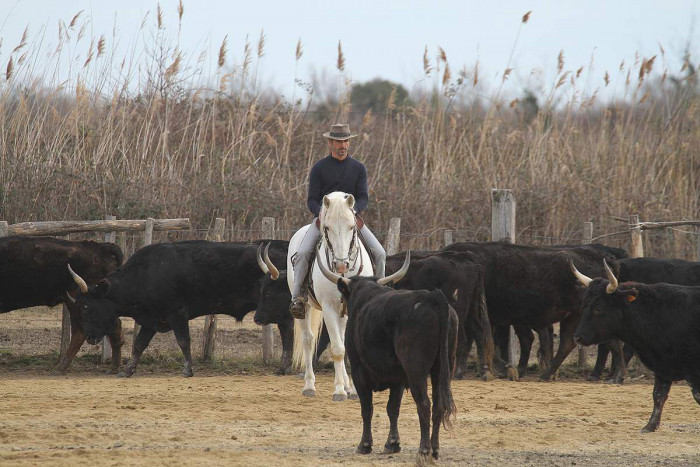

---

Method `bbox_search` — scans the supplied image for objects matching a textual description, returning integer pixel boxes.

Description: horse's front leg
[300,307,317,397]
[322,304,348,401]
[338,314,358,399]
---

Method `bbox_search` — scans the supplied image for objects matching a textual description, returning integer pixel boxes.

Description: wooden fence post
[202,218,225,361]
[629,215,644,258]
[261,217,276,363]
[132,218,154,347]
[443,229,453,247]
[101,215,117,364]
[578,221,594,369]
[385,218,401,255]
[59,232,73,360]
[491,189,518,366]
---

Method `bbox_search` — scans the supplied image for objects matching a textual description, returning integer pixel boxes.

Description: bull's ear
[94,279,111,297]
[621,288,638,302]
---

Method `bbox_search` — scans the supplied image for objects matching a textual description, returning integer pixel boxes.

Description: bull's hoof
[105,367,119,375]
[348,392,359,401]
[182,369,194,378]
[117,368,134,378]
[481,371,495,382]
[507,367,519,382]
[356,441,372,454]
[383,439,401,454]
[51,367,67,376]
[332,393,347,402]
[432,449,439,460]
[275,366,293,376]
[302,388,316,397]
[454,370,468,380]
[605,374,625,385]
[640,424,658,433]
[587,374,602,382]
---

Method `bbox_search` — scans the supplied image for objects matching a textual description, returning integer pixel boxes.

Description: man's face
[329,138,350,160]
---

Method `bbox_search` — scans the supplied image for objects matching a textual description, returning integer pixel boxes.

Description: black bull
[590,256,700,383]
[318,253,458,461]
[71,239,288,377]
[0,236,123,372]
[572,261,700,432]
[442,241,619,380]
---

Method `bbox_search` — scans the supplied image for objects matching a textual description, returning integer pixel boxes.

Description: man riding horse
[289,123,386,319]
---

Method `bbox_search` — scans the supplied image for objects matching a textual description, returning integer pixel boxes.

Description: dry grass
[0,7,698,258]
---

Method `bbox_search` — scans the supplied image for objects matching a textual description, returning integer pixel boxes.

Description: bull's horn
[65,291,76,304]
[256,243,270,274]
[378,251,411,286]
[67,263,88,294]
[569,260,592,287]
[604,259,618,294]
[263,243,280,280]
[316,253,350,287]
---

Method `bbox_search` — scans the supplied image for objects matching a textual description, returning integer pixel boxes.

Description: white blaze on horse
[289,191,374,401]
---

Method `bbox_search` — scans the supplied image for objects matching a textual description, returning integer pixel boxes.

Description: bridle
[321,214,362,275]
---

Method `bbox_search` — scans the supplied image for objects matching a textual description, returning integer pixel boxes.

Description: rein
[321,214,363,276]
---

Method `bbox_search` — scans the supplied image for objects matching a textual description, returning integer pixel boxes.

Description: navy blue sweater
[307,155,369,217]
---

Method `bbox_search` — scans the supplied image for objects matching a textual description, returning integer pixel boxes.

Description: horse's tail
[292,306,323,369]
[431,290,457,429]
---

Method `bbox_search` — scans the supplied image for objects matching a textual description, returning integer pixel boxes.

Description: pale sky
[1,0,698,103]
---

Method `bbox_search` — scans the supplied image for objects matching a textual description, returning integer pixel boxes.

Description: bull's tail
[432,290,457,428]
[292,306,323,370]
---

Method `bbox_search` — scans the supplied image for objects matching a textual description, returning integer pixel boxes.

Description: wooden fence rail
[0,218,189,237]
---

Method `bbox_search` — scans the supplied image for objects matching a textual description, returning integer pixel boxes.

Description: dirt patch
[1,371,699,466]
[2,308,700,465]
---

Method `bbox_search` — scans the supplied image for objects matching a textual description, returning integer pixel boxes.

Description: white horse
[289,191,374,401]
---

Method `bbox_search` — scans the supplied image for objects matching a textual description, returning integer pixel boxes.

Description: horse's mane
[320,192,355,228]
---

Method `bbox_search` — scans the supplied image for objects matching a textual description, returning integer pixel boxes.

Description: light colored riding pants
[290,218,386,298]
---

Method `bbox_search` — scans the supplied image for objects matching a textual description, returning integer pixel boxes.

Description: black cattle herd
[2,233,700,459]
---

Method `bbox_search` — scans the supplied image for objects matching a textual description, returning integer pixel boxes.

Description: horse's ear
[323,195,331,208]
[345,194,355,208]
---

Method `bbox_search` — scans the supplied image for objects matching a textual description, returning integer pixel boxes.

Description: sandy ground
[1,373,700,466]
[2,308,700,465]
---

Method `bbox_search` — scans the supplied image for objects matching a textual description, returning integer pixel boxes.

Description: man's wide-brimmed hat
[323,123,357,141]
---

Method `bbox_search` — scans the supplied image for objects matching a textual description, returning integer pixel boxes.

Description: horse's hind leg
[338,314,358,399]
[300,309,317,397]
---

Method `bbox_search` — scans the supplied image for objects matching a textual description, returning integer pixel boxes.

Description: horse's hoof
[348,392,359,400]
[302,389,316,397]
[332,393,347,402]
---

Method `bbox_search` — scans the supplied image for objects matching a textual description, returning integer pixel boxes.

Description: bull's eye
[592,307,602,316]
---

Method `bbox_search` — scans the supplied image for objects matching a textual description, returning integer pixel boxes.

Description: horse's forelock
[320,192,355,230]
